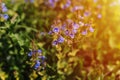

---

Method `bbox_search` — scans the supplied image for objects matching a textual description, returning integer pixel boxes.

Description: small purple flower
[39,56,46,60]
[53,27,59,33]
[28,49,42,56]
[48,31,53,35]
[38,49,42,53]
[34,60,41,69]
[71,6,84,12]
[73,23,79,29]
[28,49,46,70]
[48,0,53,3]
[28,51,33,56]
[82,30,87,35]
[72,29,77,34]
[61,24,66,30]
[65,0,71,7]
[57,36,64,43]
[62,0,71,9]
[89,27,94,32]
[1,3,8,12]
[48,0,56,7]
[69,33,74,38]
[2,7,8,13]
[3,14,9,20]
[65,30,69,35]
[52,40,58,46]
[49,0,58,3]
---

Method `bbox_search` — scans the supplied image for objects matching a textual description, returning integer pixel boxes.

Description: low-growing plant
[0,0,120,80]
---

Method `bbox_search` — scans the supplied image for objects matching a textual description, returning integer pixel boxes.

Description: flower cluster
[28,49,46,70]
[0,2,9,20]
[45,0,102,21]
[49,19,94,46]
[46,0,71,9]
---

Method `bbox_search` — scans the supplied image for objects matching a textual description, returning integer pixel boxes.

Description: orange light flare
[72,0,120,72]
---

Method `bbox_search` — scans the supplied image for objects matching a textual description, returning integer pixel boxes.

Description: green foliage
[0,0,120,80]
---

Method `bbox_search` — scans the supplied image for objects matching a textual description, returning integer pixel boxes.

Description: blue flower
[52,40,58,46]
[28,49,42,56]
[69,33,74,38]
[65,30,69,35]
[48,31,53,35]
[72,29,77,34]
[65,1,71,7]
[57,36,64,43]
[1,3,8,12]
[62,0,71,9]
[82,30,87,35]
[53,27,59,33]
[28,51,33,57]
[34,60,41,69]
[39,56,46,60]
[2,7,8,13]
[38,49,42,53]
[48,0,56,7]
[3,14,9,20]
[73,23,79,29]
[48,0,54,3]
[48,0,59,4]
[61,24,66,30]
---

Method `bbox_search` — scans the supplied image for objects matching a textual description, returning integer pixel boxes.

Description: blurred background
[0,0,120,80]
